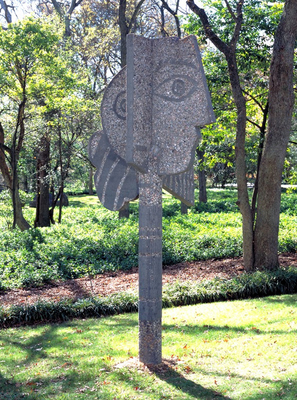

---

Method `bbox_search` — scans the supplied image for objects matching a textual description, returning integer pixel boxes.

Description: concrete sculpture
[89,34,215,365]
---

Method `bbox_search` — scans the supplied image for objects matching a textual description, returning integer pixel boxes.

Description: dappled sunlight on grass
[0,295,296,399]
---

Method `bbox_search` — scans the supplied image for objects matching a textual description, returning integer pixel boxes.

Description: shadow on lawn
[162,322,297,337]
[259,294,297,307]
[0,372,34,400]
[150,362,232,399]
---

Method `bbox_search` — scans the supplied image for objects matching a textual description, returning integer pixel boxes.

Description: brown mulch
[1,253,297,308]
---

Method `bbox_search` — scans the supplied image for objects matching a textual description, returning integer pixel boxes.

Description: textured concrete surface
[126,35,215,176]
[89,34,215,365]
[88,130,138,211]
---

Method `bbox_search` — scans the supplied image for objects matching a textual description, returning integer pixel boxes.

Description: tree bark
[0,0,12,24]
[254,0,297,269]
[119,0,129,68]
[119,202,130,219]
[0,122,31,231]
[0,145,31,231]
[187,0,254,271]
[196,149,207,203]
[89,166,94,195]
[35,135,50,228]
[181,202,188,214]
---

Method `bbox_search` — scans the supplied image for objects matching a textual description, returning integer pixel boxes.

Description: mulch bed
[1,253,296,308]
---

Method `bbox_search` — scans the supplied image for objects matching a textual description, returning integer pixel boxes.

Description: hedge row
[1,266,297,329]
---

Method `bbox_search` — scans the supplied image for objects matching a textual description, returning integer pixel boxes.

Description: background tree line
[0,0,296,272]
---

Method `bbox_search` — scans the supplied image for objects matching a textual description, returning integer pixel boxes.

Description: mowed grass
[0,294,296,400]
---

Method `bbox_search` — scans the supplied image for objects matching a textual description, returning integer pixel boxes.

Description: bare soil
[1,253,296,308]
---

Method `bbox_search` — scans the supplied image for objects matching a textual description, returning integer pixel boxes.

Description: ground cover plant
[0,189,297,290]
[0,294,296,399]
[1,266,297,328]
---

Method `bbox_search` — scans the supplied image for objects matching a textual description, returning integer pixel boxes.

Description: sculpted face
[126,35,215,175]
[152,57,207,175]
[89,35,215,210]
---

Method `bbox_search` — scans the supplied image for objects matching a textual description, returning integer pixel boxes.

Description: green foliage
[1,190,297,290]
[182,0,284,186]
[0,291,138,328]
[162,267,297,307]
[0,190,31,206]
[1,266,297,328]
[0,16,101,224]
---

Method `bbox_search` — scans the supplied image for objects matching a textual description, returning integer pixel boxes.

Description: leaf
[184,365,192,374]
[61,362,72,368]
[26,381,36,386]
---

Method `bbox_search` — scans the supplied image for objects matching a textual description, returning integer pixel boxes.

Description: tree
[0,18,62,230]
[186,0,297,270]
[72,0,121,87]
[253,0,297,268]
[119,0,146,67]
[35,133,50,227]
[0,17,86,229]
[35,0,83,37]
[0,0,12,24]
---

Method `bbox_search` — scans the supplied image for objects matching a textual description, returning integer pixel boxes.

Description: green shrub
[1,267,297,329]
[0,190,297,290]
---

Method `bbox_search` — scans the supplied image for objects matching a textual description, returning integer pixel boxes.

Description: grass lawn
[0,294,296,400]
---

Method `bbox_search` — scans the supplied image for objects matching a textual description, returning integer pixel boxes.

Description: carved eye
[154,75,198,102]
[113,91,126,120]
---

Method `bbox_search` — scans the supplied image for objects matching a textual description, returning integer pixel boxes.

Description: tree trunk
[119,0,145,68]
[0,150,30,231]
[187,0,254,271]
[119,0,129,68]
[0,124,31,231]
[64,14,71,37]
[13,186,31,231]
[254,0,297,269]
[196,149,207,203]
[89,166,94,195]
[35,135,50,227]
[223,49,254,272]
[119,202,130,219]
[181,202,188,214]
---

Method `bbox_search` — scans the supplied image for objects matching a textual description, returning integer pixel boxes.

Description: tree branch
[50,0,62,16]
[128,0,146,32]
[230,0,244,49]
[246,117,261,130]
[186,0,230,55]
[242,88,265,112]
[160,0,181,38]
[224,0,236,21]
[68,0,84,15]
[0,0,12,23]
